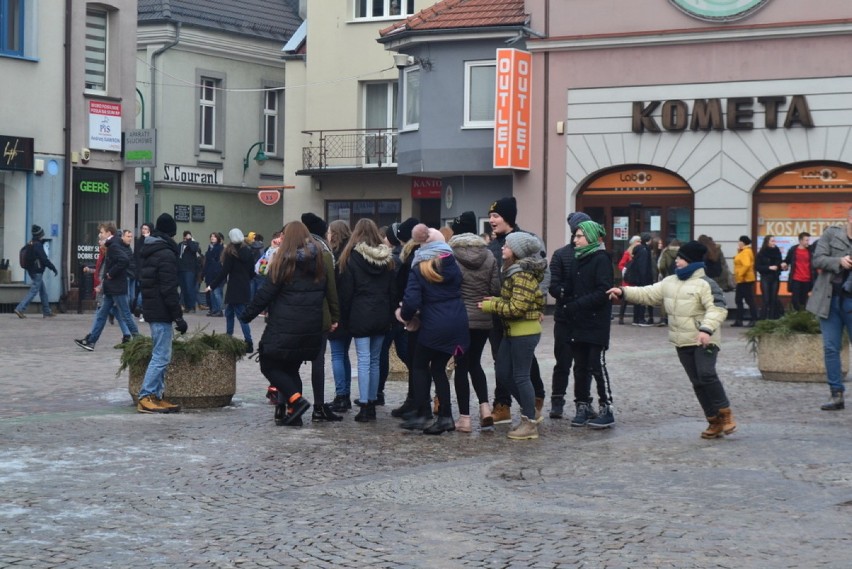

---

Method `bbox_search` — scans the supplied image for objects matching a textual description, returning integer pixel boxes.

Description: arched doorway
[754,161,852,298]
[575,166,694,263]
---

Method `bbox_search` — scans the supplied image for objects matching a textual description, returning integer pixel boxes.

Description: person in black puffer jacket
[241,221,328,427]
[135,213,187,414]
[756,235,784,320]
[337,218,396,422]
[205,228,255,353]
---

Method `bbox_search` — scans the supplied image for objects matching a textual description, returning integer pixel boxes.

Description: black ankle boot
[391,397,416,418]
[354,403,372,422]
[367,401,377,421]
[423,416,456,435]
[312,403,343,422]
[282,397,311,425]
[274,404,287,426]
[821,391,845,411]
[330,395,351,412]
[400,414,431,430]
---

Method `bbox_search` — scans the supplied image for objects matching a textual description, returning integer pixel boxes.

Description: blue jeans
[209,285,224,314]
[16,272,51,315]
[178,271,198,310]
[354,334,384,402]
[330,333,352,396]
[225,303,252,343]
[495,333,540,419]
[139,321,173,398]
[88,294,139,344]
[250,276,266,302]
[820,294,852,393]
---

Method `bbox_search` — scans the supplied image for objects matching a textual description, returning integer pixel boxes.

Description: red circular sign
[258,190,280,206]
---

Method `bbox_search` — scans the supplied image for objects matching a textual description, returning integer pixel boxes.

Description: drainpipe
[62,0,72,306]
[148,22,181,216]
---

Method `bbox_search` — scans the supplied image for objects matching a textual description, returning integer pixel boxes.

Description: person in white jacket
[607,240,737,439]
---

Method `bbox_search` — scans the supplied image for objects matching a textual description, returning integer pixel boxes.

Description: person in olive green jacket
[479,231,545,440]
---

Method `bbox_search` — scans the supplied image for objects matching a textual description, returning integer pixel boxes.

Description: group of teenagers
[218,195,738,441]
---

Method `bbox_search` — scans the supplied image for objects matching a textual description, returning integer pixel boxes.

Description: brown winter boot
[717,407,737,435]
[492,402,512,424]
[701,415,725,439]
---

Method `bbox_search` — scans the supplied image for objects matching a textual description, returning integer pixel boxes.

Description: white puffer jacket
[622,268,727,347]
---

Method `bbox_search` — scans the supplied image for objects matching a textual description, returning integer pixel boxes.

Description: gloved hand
[174,318,188,335]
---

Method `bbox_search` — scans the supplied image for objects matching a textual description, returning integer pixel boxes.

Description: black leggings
[734,282,758,322]
[260,354,304,402]
[453,328,490,415]
[413,344,453,418]
[309,332,328,404]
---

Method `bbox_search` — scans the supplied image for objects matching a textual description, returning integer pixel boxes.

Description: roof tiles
[380,0,527,37]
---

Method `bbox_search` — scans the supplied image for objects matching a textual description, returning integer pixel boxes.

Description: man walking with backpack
[14,225,57,318]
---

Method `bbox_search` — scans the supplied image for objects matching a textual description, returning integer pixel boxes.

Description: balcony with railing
[299,128,398,172]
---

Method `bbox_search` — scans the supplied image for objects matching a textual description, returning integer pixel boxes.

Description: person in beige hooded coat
[607,240,737,439]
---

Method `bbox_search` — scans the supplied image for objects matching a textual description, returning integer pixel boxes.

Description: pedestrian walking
[14,224,58,318]
[608,239,737,439]
[136,213,187,414]
[807,206,852,411]
[205,229,255,354]
[337,218,396,422]
[241,222,329,426]
[480,230,547,440]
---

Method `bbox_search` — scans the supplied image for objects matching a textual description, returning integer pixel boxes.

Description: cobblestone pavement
[2,310,852,568]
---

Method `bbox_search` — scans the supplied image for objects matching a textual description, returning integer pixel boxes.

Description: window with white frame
[364,82,398,165]
[402,66,420,130]
[355,0,414,19]
[0,0,24,56]
[199,78,218,149]
[464,61,496,128]
[84,8,108,92]
[263,89,280,156]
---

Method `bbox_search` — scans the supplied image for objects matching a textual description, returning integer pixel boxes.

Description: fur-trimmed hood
[449,233,491,271]
[505,255,547,282]
[353,242,394,273]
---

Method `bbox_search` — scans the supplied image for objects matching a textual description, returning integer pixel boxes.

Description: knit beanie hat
[577,220,606,243]
[397,217,419,243]
[677,240,707,264]
[155,213,177,237]
[450,211,477,236]
[229,228,245,244]
[31,224,45,240]
[386,224,401,247]
[301,212,328,238]
[505,231,540,259]
[489,197,517,227]
[566,212,591,233]
[411,223,445,244]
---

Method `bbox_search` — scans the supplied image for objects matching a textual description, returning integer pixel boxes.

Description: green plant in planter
[744,310,821,356]
[117,326,247,377]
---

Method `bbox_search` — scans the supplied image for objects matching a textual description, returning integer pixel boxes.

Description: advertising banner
[88,101,122,151]
[493,48,532,170]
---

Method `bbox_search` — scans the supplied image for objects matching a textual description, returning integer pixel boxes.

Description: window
[0,0,23,56]
[199,78,218,149]
[84,8,107,92]
[402,66,420,130]
[263,89,280,156]
[464,61,496,128]
[355,0,414,19]
[364,82,398,165]
[326,200,401,228]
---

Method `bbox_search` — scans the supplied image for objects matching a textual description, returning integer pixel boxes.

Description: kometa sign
[493,48,531,171]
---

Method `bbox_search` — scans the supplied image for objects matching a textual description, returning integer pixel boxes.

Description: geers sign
[632,95,814,133]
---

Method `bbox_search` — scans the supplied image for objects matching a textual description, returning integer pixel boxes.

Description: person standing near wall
[732,236,758,327]
[782,232,814,312]
[177,231,202,313]
[14,225,58,319]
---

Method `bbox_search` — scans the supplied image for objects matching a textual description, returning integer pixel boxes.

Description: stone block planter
[128,351,237,408]
[755,333,848,383]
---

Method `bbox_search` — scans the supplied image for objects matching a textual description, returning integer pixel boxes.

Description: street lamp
[243,141,268,176]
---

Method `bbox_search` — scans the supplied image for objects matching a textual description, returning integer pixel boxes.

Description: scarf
[413,241,453,265]
[676,261,705,280]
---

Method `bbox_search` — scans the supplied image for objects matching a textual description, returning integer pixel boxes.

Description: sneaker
[492,402,512,424]
[570,401,597,427]
[507,416,539,440]
[14,309,26,319]
[138,315,145,322]
[156,397,181,413]
[74,337,95,351]
[587,404,615,429]
[137,395,169,414]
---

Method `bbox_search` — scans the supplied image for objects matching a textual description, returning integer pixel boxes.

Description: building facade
[0,0,138,307]
[136,0,301,243]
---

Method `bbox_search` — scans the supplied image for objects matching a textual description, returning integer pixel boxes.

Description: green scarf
[575,220,606,259]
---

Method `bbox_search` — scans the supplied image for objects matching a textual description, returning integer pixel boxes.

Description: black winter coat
[178,239,201,273]
[337,243,395,337]
[243,247,327,362]
[548,243,576,322]
[756,246,783,283]
[202,242,224,284]
[564,249,613,348]
[140,233,182,323]
[26,239,57,276]
[102,235,132,296]
[207,244,255,304]
[626,243,654,286]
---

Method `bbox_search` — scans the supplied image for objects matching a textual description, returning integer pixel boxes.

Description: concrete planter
[128,351,237,408]
[756,333,848,382]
